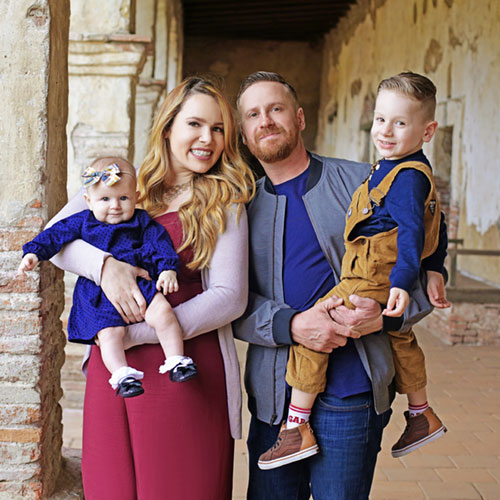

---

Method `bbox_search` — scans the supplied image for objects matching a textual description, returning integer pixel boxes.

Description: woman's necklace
[163,180,191,204]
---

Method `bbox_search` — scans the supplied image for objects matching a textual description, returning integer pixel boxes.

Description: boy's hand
[383,287,409,317]
[17,253,39,276]
[156,270,179,295]
[426,270,451,308]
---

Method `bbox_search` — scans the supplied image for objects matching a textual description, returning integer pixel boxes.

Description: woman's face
[165,93,225,182]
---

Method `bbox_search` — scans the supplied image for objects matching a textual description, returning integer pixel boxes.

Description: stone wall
[316,0,500,286]
[183,37,323,151]
[0,1,70,498]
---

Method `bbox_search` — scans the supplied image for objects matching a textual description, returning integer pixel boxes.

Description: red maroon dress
[81,212,234,500]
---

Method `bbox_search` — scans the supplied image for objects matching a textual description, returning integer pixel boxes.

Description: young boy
[259,72,449,470]
[18,157,197,397]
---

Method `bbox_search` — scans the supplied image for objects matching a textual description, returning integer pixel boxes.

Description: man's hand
[291,296,351,353]
[328,294,383,336]
[100,257,151,324]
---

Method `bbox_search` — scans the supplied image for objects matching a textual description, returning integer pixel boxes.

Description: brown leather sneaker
[391,407,447,458]
[258,421,319,470]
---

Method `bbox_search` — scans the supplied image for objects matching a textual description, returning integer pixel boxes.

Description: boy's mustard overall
[286,161,441,395]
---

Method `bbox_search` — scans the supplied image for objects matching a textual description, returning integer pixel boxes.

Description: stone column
[134,0,166,166]
[67,34,149,196]
[66,0,149,195]
[0,1,70,498]
[134,78,166,167]
[133,0,183,167]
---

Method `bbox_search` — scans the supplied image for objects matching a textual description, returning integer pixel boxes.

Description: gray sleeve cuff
[272,308,299,345]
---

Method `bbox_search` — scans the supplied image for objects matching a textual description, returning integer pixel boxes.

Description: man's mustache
[256,126,284,140]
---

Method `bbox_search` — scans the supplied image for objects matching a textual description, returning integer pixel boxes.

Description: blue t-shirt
[274,166,371,398]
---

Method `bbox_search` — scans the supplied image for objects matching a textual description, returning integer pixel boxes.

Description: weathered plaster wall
[317,0,500,285]
[183,37,323,150]
[70,0,135,34]
[0,1,70,497]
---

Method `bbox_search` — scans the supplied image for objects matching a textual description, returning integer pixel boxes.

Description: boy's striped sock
[409,402,429,418]
[286,404,311,429]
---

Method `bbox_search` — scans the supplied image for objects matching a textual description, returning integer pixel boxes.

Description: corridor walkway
[62,326,500,499]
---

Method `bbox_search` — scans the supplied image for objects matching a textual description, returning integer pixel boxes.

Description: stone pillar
[134,0,166,166]
[0,1,69,498]
[67,0,149,196]
[67,34,149,196]
[133,0,183,167]
[134,79,166,166]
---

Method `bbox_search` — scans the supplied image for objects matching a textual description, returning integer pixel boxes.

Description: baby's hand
[156,270,179,295]
[383,287,409,317]
[426,270,450,308]
[17,253,39,276]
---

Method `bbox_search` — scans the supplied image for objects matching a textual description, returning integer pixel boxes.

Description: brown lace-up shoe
[391,407,447,458]
[258,422,319,470]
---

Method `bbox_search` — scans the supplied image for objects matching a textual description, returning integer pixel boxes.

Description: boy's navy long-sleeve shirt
[351,150,447,292]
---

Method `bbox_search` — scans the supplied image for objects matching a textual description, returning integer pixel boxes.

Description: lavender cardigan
[49,190,248,439]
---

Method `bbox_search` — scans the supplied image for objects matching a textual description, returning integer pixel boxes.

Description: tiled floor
[62,326,500,499]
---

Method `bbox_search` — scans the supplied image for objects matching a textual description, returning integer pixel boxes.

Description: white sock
[286,404,311,429]
[108,366,144,389]
[159,355,194,374]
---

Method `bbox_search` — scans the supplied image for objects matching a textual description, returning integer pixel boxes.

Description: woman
[50,77,255,499]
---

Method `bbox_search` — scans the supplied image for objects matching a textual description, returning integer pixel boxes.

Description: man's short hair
[237,71,299,108]
[377,71,437,119]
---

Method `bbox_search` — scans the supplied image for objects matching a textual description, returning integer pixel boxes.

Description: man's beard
[248,126,300,163]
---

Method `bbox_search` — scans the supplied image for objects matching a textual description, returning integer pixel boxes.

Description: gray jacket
[233,153,434,425]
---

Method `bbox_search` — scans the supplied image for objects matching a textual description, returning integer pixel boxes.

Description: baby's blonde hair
[90,157,136,179]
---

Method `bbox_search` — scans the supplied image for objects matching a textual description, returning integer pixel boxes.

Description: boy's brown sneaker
[391,407,447,458]
[258,421,319,470]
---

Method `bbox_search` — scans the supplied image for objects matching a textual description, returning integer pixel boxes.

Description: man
[232,71,438,500]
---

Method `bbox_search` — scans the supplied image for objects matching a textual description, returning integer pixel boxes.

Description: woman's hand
[100,257,151,324]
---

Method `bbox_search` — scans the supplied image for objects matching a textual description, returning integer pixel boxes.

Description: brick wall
[0,1,70,498]
[0,229,66,498]
[422,303,500,346]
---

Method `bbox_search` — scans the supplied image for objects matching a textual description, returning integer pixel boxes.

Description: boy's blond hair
[378,72,436,120]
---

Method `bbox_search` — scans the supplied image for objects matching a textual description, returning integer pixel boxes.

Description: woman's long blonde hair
[138,77,255,270]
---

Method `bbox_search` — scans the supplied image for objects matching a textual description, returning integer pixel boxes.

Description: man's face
[238,81,305,163]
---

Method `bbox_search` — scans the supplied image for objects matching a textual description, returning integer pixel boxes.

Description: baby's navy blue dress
[22,209,179,344]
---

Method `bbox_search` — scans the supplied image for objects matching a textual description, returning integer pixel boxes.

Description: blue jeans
[247,391,392,500]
